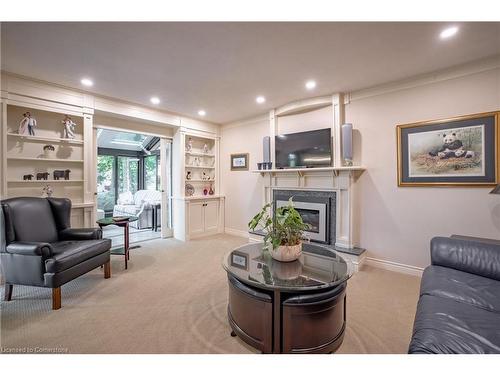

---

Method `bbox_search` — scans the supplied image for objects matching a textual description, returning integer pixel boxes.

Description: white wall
[221,67,500,269]
[220,117,268,235]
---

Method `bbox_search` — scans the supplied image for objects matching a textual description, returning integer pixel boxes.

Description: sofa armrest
[5,242,53,257]
[431,236,500,281]
[59,228,102,241]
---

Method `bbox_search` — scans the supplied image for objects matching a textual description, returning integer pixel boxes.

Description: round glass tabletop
[222,242,353,292]
[96,216,139,225]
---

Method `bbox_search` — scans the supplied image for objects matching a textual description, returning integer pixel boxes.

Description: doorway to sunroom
[96,128,172,247]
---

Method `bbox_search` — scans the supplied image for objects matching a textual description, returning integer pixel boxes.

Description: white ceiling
[2,22,499,124]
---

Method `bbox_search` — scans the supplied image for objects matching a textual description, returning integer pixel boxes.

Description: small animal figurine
[42,184,53,198]
[203,143,209,153]
[53,169,71,180]
[36,172,50,180]
[186,171,192,180]
[23,174,34,181]
[19,112,37,136]
[202,171,207,180]
[62,115,76,139]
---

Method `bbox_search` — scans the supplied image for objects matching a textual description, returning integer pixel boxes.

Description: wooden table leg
[124,223,129,269]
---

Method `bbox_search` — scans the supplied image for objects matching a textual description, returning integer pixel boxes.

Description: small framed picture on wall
[231,153,249,171]
[397,111,499,187]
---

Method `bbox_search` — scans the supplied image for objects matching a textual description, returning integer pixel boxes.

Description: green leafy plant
[248,198,310,250]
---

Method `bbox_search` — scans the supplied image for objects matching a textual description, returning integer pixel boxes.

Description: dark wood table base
[227,276,347,354]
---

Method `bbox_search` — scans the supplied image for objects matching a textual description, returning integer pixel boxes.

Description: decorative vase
[269,242,302,262]
[43,145,55,159]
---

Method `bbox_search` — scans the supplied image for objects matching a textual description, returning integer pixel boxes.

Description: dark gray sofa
[409,236,500,354]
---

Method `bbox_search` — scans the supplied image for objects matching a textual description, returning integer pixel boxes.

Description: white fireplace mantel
[253,167,365,251]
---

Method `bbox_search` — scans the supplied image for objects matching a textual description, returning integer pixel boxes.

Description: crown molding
[346,55,500,103]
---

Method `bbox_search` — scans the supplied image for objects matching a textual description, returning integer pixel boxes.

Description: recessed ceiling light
[80,78,93,87]
[440,26,459,39]
[150,97,160,105]
[305,80,316,90]
[256,96,266,104]
[198,110,206,117]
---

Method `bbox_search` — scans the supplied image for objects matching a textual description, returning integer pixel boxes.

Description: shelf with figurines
[7,108,83,143]
[185,183,216,197]
[8,168,81,183]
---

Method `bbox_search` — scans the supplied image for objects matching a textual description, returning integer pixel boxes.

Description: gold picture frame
[396,111,499,187]
[230,153,249,171]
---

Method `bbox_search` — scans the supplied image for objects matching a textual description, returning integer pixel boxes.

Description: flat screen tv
[275,128,332,169]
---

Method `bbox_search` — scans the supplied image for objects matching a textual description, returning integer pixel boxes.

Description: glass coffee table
[222,242,353,353]
[97,216,138,270]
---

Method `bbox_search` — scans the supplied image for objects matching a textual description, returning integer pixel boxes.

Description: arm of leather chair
[431,236,500,281]
[59,228,103,241]
[6,242,53,257]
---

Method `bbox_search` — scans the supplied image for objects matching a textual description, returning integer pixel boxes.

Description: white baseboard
[365,257,424,277]
[224,227,249,239]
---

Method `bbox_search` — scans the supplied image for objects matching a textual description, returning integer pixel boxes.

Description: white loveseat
[113,190,161,229]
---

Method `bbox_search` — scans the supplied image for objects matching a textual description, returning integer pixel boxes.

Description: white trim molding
[346,54,500,103]
[365,257,424,277]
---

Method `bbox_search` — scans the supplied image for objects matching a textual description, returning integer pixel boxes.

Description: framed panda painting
[397,111,499,187]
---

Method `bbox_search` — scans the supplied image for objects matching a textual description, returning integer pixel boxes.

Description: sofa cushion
[409,294,500,354]
[421,266,500,313]
[45,239,111,273]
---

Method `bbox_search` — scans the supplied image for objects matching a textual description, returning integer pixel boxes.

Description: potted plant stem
[248,197,310,262]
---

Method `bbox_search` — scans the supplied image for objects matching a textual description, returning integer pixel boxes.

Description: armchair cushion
[6,242,53,257]
[45,239,111,273]
[59,228,102,241]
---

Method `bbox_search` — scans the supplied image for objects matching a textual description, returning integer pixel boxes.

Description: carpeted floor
[0,234,421,354]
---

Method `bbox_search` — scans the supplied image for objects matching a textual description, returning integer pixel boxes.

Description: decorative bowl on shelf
[185,183,195,196]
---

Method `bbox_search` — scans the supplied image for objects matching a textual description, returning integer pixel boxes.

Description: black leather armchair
[1,197,112,310]
[409,236,500,353]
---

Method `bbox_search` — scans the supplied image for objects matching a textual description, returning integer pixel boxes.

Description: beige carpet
[0,234,421,354]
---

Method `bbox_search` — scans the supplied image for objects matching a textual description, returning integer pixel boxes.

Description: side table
[97,216,138,269]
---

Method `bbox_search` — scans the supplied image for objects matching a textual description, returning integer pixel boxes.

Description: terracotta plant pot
[269,242,302,262]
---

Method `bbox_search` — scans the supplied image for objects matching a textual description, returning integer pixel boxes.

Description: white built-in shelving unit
[172,130,224,241]
[1,102,93,228]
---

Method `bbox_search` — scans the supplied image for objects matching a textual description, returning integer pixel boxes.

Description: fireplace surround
[274,189,336,245]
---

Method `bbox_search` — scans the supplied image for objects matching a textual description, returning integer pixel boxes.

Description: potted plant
[248,198,310,262]
[43,144,55,158]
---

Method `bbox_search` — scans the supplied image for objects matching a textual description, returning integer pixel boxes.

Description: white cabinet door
[203,200,219,233]
[188,201,205,236]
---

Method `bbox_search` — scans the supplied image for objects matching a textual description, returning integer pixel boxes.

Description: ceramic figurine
[209,185,214,195]
[203,187,208,196]
[36,172,50,180]
[53,169,71,180]
[202,171,207,180]
[43,144,55,158]
[186,137,193,152]
[62,115,76,139]
[23,174,34,181]
[203,143,209,153]
[194,157,200,166]
[19,112,37,136]
[186,171,192,180]
[42,184,53,198]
